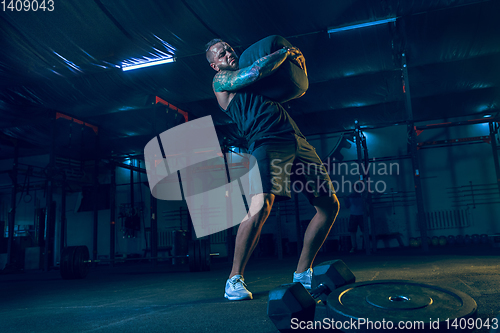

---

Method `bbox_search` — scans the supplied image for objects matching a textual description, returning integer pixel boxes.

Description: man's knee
[313,195,339,220]
[249,193,275,218]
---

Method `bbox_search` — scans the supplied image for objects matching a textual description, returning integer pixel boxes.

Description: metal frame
[402,51,429,252]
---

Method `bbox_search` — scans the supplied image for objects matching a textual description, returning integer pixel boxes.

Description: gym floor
[1,247,499,333]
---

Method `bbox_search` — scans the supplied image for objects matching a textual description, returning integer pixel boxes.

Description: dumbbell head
[267,260,356,332]
[311,259,356,302]
[267,283,316,333]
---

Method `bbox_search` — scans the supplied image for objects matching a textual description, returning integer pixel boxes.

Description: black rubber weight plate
[73,246,89,279]
[189,241,200,272]
[202,240,211,271]
[188,241,196,271]
[60,246,77,279]
[327,280,477,332]
[195,240,202,272]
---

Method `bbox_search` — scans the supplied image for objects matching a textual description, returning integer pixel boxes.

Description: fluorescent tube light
[327,17,397,34]
[122,57,174,71]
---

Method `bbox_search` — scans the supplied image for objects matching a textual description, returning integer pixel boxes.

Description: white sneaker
[224,275,253,300]
[293,268,313,290]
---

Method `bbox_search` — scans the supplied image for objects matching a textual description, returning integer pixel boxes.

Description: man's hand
[287,47,307,77]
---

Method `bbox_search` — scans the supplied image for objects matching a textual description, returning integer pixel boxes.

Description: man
[345,182,365,253]
[205,38,339,300]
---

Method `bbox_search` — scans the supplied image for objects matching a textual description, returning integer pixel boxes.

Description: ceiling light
[122,57,175,71]
[327,17,397,34]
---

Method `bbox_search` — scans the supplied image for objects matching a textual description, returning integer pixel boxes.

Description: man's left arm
[213,47,305,92]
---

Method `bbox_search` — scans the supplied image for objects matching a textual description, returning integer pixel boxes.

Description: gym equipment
[268,282,317,333]
[239,35,308,104]
[60,240,218,279]
[448,235,456,246]
[471,234,480,245]
[456,235,465,246]
[480,234,489,244]
[409,237,418,247]
[188,239,211,272]
[327,280,477,332]
[268,260,355,332]
[311,260,356,303]
[439,235,447,247]
[60,246,90,279]
[431,236,439,247]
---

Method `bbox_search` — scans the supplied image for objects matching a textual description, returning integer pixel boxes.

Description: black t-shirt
[221,91,304,149]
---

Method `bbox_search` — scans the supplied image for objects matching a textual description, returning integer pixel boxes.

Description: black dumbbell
[310,260,356,304]
[268,259,355,333]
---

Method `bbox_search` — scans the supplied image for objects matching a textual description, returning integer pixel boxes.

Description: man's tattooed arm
[213,47,292,92]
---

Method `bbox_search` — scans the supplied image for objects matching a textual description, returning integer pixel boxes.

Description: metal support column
[92,134,100,265]
[402,52,429,252]
[355,125,371,255]
[60,174,67,256]
[44,117,56,271]
[222,145,234,261]
[489,122,500,197]
[150,193,158,266]
[130,159,135,208]
[362,135,376,253]
[110,162,116,267]
[276,203,283,260]
[7,140,19,265]
[294,193,302,259]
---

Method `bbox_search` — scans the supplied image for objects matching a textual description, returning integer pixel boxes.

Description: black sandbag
[239,35,308,103]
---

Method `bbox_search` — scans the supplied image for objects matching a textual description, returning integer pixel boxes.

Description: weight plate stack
[61,246,90,280]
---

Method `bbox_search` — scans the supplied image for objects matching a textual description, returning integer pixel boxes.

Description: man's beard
[219,59,239,71]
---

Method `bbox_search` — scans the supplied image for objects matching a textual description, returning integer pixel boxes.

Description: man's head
[205,39,239,72]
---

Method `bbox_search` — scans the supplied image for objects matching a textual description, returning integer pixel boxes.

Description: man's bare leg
[229,193,275,278]
[296,195,340,273]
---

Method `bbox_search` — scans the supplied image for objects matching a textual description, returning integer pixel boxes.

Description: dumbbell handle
[309,283,332,299]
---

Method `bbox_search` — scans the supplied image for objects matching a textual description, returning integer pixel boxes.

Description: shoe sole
[293,281,311,290]
[224,293,253,300]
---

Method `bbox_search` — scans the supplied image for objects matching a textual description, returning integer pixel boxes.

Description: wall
[259,118,499,249]
[417,120,499,236]
[1,118,499,264]
[0,157,153,265]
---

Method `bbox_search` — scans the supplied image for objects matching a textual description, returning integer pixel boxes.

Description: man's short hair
[205,38,224,63]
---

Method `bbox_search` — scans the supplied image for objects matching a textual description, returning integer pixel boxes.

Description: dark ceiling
[1,0,499,161]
